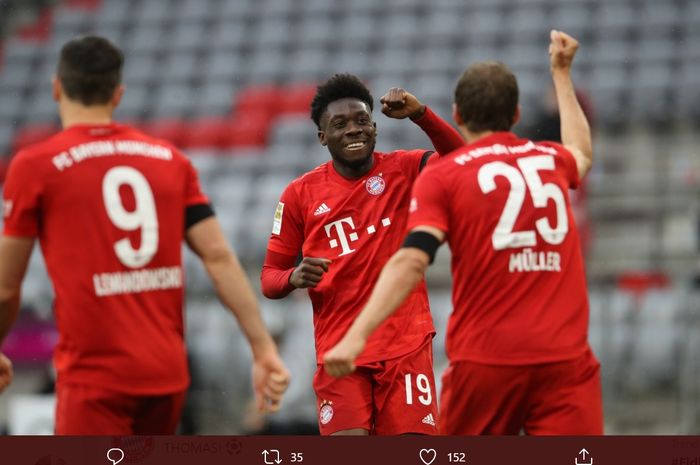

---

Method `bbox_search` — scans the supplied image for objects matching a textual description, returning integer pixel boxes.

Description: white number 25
[478,155,568,250]
[102,166,159,268]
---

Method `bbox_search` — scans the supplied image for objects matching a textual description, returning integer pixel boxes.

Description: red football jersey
[2,123,208,394]
[266,151,436,364]
[409,132,589,365]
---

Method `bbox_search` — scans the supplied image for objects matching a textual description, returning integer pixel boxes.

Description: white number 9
[102,166,159,268]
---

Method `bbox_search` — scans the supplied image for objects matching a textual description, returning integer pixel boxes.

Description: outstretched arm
[0,236,34,393]
[186,217,289,412]
[380,88,464,156]
[323,226,445,377]
[550,30,593,180]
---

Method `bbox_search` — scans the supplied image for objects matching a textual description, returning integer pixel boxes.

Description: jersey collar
[326,152,383,187]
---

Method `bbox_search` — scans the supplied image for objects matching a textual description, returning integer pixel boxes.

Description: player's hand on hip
[380,87,426,120]
[252,349,291,413]
[323,336,366,378]
[289,257,332,289]
[549,30,578,72]
[0,353,13,393]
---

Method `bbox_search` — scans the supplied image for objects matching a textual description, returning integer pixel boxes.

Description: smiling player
[261,74,464,435]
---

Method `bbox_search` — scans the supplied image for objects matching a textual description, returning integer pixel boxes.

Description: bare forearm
[205,254,275,355]
[552,70,592,165]
[0,294,20,346]
[0,236,34,347]
[345,250,427,343]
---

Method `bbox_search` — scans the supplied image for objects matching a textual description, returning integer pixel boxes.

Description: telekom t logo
[324,216,392,257]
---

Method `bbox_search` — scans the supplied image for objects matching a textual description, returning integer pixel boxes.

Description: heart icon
[419,448,436,465]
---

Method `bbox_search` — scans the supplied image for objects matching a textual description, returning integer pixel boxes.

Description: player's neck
[331,157,374,180]
[460,127,495,145]
[59,101,114,129]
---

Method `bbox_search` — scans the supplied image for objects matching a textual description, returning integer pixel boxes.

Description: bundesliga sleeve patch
[2,199,12,218]
[272,201,284,235]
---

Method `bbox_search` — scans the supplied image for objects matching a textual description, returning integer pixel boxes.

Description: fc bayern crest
[319,400,334,425]
[366,175,385,195]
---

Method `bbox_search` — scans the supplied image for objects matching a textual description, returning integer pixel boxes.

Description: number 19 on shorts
[405,373,432,405]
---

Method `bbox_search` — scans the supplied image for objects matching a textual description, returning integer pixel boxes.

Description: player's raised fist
[289,257,332,289]
[549,30,579,72]
[380,87,426,120]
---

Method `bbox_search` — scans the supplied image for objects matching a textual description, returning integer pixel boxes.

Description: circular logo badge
[226,440,243,455]
[319,403,334,425]
[366,176,385,195]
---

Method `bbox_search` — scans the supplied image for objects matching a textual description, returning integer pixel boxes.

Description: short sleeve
[407,165,450,234]
[2,153,42,237]
[543,142,580,189]
[394,149,434,180]
[266,182,305,256]
[184,157,210,206]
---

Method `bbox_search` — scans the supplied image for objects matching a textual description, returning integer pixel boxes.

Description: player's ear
[512,105,521,127]
[112,84,125,108]
[452,103,463,126]
[318,130,327,146]
[52,76,61,102]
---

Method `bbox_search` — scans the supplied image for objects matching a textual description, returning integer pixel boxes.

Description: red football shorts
[314,336,439,435]
[440,348,603,435]
[55,383,186,435]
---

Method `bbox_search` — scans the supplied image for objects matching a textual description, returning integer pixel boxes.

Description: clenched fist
[380,87,426,121]
[549,30,579,73]
[289,257,332,289]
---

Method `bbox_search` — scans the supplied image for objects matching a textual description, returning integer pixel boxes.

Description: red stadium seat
[221,111,273,148]
[12,124,60,152]
[279,83,317,115]
[140,119,187,148]
[17,8,53,42]
[232,85,283,117]
[181,118,230,149]
[63,0,102,9]
[616,271,670,300]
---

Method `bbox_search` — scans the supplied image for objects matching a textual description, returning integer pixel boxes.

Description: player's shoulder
[379,148,426,160]
[531,139,569,156]
[120,124,179,152]
[12,129,69,163]
[293,161,330,186]
[121,124,191,163]
[420,148,463,175]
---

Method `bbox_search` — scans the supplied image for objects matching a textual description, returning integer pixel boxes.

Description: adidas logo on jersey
[422,413,436,427]
[314,203,331,216]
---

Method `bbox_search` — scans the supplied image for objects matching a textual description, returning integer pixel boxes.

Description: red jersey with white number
[267,151,436,364]
[2,123,208,394]
[409,132,589,365]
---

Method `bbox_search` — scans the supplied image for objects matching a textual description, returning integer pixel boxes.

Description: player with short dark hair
[0,35,290,434]
[56,35,124,106]
[261,73,464,435]
[324,31,603,435]
[309,73,374,130]
[453,61,519,133]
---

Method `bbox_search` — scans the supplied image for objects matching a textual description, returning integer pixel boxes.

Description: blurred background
[0,0,699,435]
